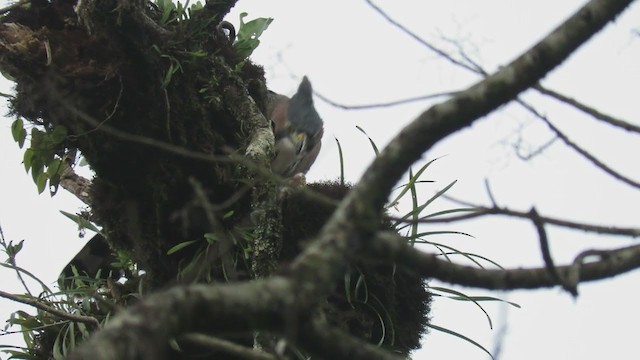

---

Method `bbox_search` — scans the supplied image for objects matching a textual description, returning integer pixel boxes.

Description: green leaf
[59,211,102,234]
[233,13,273,59]
[387,157,441,208]
[23,149,33,172]
[48,173,61,196]
[203,233,218,244]
[47,159,63,177]
[188,1,203,13]
[233,39,260,60]
[36,172,48,194]
[427,323,494,359]
[237,13,273,41]
[11,118,23,140]
[429,286,493,329]
[11,118,26,148]
[334,137,345,186]
[394,179,458,230]
[30,158,43,183]
[355,125,380,156]
[7,239,24,257]
[29,128,45,150]
[167,240,198,255]
[157,0,177,25]
[49,125,67,145]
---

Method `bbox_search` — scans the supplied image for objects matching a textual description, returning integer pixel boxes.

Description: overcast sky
[1,1,640,359]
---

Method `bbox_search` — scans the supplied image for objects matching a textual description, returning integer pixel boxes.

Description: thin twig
[365,0,479,73]
[408,196,640,238]
[513,134,558,160]
[484,179,497,206]
[529,208,567,293]
[518,99,640,189]
[315,90,457,110]
[534,84,640,133]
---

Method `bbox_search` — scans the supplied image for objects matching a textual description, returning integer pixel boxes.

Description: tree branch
[69,278,292,360]
[315,89,457,110]
[290,0,636,319]
[59,149,92,205]
[181,333,277,360]
[0,290,100,329]
[517,99,640,189]
[534,84,640,133]
[416,200,640,238]
[374,231,640,291]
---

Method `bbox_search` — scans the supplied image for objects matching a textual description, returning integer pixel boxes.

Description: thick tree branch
[69,278,292,360]
[374,232,640,291]
[208,58,281,278]
[181,333,277,360]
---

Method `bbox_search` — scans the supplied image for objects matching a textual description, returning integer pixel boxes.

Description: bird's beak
[293,131,307,152]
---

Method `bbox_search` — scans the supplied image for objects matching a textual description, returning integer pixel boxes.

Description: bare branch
[365,0,480,74]
[0,289,100,329]
[374,231,640,291]
[484,179,498,207]
[518,99,640,189]
[513,134,558,160]
[425,197,640,238]
[315,89,457,110]
[534,84,640,133]
[529,208,570,294]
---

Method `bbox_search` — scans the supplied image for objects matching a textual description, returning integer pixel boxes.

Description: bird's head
[268,76,324,177]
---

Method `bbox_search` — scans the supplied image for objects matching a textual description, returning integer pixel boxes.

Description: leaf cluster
[11,118,67,195]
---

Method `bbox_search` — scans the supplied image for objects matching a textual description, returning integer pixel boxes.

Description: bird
[268,76,324,177]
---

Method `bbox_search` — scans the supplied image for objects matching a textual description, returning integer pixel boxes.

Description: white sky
[1,1,640,359]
